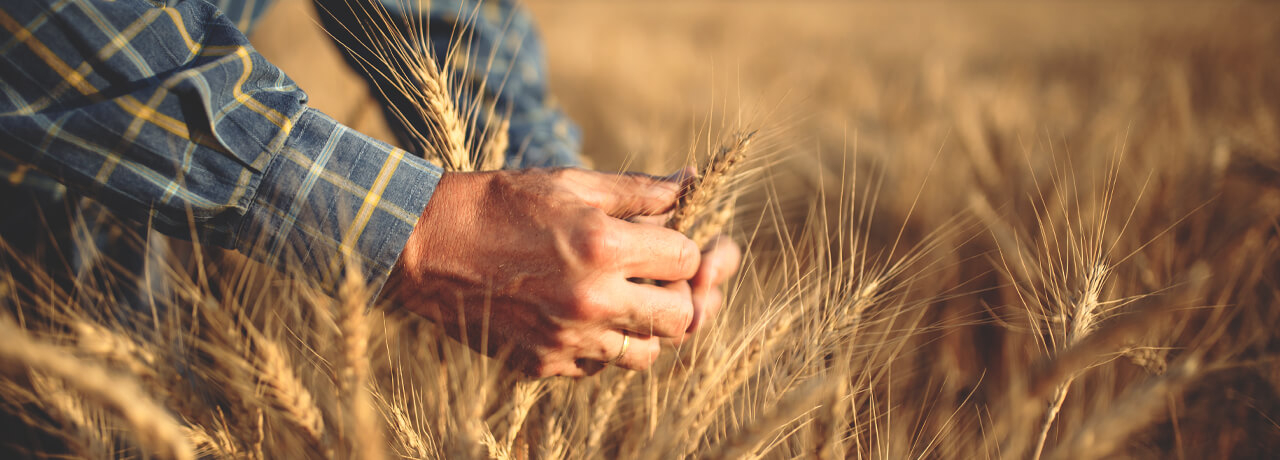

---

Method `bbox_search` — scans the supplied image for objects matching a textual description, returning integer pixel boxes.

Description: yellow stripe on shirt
[341,148,405,257]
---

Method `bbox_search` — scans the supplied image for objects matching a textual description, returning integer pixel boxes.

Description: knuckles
[572,210,620,267]
[675,300,696,335]
[562,282,610,322]
[628,357,654,372]
[547,166,585,185]
[678,237,702,278]
[627,339,660,371]
[549,329,583,350]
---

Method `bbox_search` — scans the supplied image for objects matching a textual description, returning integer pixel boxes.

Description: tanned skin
[384,168,740,377]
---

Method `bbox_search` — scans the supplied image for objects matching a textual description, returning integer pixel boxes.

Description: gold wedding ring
[609,332,630,366]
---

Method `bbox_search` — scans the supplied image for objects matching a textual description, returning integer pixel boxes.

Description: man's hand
[685,235,741,338]
[383,168,706,377]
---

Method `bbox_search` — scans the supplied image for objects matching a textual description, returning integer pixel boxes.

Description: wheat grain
[247,329,327,453]
[586,370,636,455]
[1029,263,1109,460]
[669,131,756,236]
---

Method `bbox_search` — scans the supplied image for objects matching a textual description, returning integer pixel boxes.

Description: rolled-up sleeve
[239,108,439,285]
[0,0,440,288]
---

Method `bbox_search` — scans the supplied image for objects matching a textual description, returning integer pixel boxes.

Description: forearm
[0,0,440,290]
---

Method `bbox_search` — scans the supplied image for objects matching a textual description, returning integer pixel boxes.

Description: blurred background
[256,0,1279,223]
[251,1,1280,456]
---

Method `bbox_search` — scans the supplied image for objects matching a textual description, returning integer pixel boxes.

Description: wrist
[382,171,490,311]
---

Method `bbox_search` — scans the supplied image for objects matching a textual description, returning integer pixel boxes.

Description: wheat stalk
[336,268,383,460]
[1046,357,1201,460]
[1029,263,1109,460]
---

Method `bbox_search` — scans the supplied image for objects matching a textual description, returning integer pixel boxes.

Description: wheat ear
[701,377,834,459]
[0,320,194,460]
[410,60,470,170]
[479,115,510,172]
[586,370,637,454]
[672,307,797,457]
[247,329,326,452]
[1030,263,1108,460]
[669,131,756,238]
[72,321,158,381]
[504,380,545,452]
[183,419,242,459]
[28,374,111,458]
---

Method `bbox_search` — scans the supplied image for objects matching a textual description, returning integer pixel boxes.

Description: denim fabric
[0,0,454,292]
[317,0,583,168]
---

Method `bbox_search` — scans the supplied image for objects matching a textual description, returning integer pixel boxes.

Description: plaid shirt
[0,0,580,290]
[322,0,583,169]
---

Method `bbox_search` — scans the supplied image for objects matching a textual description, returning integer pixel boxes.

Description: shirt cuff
[234,108,442,294]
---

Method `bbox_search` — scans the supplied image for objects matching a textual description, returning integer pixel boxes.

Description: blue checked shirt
[0,0,581,289]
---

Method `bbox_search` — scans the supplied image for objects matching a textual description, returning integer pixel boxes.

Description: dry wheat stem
[1046,357,1201,460]
[336,269,384,460]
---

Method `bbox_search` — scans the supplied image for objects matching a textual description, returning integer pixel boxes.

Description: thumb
[579,170,686,218]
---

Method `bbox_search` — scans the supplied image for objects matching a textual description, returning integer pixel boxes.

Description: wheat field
[2,0,1279,458]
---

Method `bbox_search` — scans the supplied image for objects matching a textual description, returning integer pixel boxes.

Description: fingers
[586,329,661,371]
[540,329,663,377]
[611,219,701,281]
[688,286,724,334]
[694,236,742,287]
[568,169,684,218]
[628,214,669,226]
[688,236,742,333]
[609,279,694,338]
